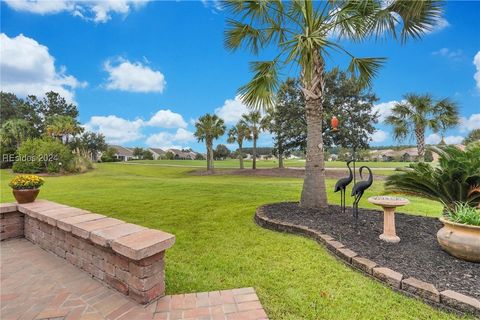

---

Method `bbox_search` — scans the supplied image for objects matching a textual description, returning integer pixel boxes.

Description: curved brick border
[255,205,480,316]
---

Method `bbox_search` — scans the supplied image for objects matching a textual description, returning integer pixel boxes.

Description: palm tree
[194,114,226,172]
[227,121,252,169]
[385,93,459,161]
[242,111,263,169]
[46,115,83,144]
[225,1,444,208]
[0,119,31,148]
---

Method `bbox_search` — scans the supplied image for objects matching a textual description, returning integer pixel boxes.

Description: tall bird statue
[351,166,373,219]
[334,160,353,213]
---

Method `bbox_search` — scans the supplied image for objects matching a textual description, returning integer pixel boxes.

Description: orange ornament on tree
[331,116,339,131]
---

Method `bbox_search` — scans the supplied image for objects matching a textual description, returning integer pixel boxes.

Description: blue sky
[1,0,479,152]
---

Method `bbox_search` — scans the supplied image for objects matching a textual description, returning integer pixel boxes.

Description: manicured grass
[0,164,463,319]
[129,158,412,169]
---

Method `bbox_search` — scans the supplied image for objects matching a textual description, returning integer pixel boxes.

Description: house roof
[148,148,165,155]
[109,145,134,157]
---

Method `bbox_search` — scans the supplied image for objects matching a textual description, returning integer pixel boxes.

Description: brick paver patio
[0,239,268,320]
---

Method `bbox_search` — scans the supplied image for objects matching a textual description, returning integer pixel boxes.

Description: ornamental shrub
[386,145,480,209]
[12,138,73,173]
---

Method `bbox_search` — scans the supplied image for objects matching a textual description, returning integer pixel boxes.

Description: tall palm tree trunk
[415,127,426,162]
[252,137,257,170]
[209,142,215,171]
[300,57,328,209]
[239,143,244,169]
[206,141,212,171]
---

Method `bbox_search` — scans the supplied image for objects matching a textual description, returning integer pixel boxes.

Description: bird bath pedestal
[368,196,409,243]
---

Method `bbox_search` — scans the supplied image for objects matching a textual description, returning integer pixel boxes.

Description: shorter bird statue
[351,166,373,219]
[334,160,353,213]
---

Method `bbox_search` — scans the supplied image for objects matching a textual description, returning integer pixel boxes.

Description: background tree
[133,147,144,159]
[214,144,231,160]
[0,92,41,136]
[262,79,305,168]
[70,132,107,161]
[225,0,443,208]
[142,149,154,160]
[227,121,251,169]
[164,151,175,160]
[101,147,118,162]
[45,115,83,144]
[386,93,459,161]
[194,114,226,171]
[0,119,32,149]
[241,111,263,169]
[464,129,480,146]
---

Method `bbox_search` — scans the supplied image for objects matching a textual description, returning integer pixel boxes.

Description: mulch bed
[193,168,386,180]
[262,202,480,300]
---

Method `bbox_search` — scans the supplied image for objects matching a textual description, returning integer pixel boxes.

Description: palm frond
[225,19,266,53]
[238,60,280,110]
[387,0,444,43]
[347,57,386,88]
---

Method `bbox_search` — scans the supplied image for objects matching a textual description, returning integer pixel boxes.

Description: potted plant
[9,175,45,204]
[385,145,480,262]
[437,202,480,262]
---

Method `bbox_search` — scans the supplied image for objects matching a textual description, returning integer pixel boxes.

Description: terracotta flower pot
[12,189,40,204]
[437,217,480,263]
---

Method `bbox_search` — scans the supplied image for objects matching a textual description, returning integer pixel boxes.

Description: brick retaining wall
[0,201,175,304]
[0,204,24,241]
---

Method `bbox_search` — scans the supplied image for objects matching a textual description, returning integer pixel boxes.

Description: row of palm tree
[194,110,268,172]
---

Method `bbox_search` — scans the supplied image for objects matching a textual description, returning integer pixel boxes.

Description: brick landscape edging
[0,201,175,304]
[254,205,480,316]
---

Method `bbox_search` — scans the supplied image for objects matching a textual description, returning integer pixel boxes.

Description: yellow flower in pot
[9,175,45,204]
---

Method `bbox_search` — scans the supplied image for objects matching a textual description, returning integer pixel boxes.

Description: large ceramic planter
[437,217,480,262]
[12,189,40,204]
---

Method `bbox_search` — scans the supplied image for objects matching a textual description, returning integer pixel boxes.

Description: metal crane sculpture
[334,160,353,213]
[351,166,373,219]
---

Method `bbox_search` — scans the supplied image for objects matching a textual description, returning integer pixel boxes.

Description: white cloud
[4,0,149,23]
[372,100,400,122]
[426,133,441,145]
[146,109,187,128]
[432,48,463,61]
[460,113,480,132]
[83,115,144,144]
[429,16,450,33]
[174,128,195,142]
[0,33,85,103]
[474,51,480,90]
[425,133,464,145]
[104,59,166,93]
[370,130,387,143]
[146,128,195,148]
[444,136,464,145]
[214,95,249,124]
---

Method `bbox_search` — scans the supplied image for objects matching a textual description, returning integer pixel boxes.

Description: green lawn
[0,164,464,319]
[129,158,412,169]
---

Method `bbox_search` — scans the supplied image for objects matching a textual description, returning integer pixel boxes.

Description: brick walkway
[0,239,268,320]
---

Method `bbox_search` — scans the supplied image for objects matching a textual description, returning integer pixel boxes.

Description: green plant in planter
[444,202,480,226]
[9,175,45,190]
[385,145,480,210]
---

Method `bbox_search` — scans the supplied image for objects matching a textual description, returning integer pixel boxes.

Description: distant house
[167,149,196,160]
[109,145,134,162]
[148,148,165,160]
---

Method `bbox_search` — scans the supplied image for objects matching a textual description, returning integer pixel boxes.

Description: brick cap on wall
[2,200,175,261]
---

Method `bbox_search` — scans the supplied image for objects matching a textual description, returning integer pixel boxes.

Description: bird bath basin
[368,196,409,243]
